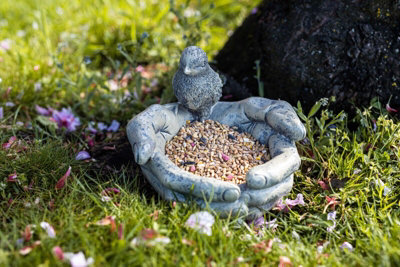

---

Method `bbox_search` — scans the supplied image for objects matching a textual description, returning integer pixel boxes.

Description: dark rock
[216,0,400,115]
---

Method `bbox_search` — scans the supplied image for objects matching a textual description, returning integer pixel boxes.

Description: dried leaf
[181,238,195,246]
[22,225,32,242]
[94,216,116,232]
[118,224,124,240]
[318,180,330,190]
[55,166,72,190]
[253,240,274,253]
[149,210,159,221]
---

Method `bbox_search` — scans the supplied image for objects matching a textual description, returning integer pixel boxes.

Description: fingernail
[223,189,240,202]
[248,174,267,189]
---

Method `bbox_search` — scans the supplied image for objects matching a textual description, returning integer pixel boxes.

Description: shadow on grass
[88,131,159,202]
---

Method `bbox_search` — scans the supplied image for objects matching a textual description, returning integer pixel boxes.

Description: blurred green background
[0,0,259,124]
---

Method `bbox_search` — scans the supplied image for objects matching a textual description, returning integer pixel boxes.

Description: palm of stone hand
[126,97,305,219]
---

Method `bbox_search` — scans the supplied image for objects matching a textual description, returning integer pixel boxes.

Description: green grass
[1,0,400,266]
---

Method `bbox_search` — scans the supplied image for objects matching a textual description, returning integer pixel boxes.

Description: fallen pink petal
[107,120,120,132]
[94,216,116,226]
[76,151,91,160]
[22,225,32,241]
[86,135,95,147]
[35,105,52,116]
[64,251,94,267]
[7,172,18,182]
[94,216,116,232]
[34,82,42,91]
[40,221,56,238]
[340,241,354,252]
[278,256,292,267]
[0,39,11,51]
[101,196,112,202]
[53,246,64,260]
[97,122,108,131]
[19,246,33,256]
[274,194,305,212]
[326,211,337,233]
[135,65,144,72]
[118,224,124,240]
[285,193,305,207]
[19,241,41,256]
[221,153,230,161]
[326,196,339,209]
[383,186,392,196]
[52,108,81,132]
[130,229,171,247]
[55,166,72,190]
[252,239,274,253]
[318,180,330,190]
[86,121,97,134]
[226,174,234,180]
[2,136,17,150]
[253,217,278,230]
[386,103,398,113]
[101,188,121,196]
[185,211,215,236]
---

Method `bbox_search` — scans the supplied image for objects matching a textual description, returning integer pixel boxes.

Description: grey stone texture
[127,47,306,219]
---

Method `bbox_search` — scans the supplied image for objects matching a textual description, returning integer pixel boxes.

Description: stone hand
[127,103,247,218]
[210,97,305,218]
[242,134,300,219]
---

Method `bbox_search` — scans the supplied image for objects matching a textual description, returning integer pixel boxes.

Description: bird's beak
[184,67,192,75]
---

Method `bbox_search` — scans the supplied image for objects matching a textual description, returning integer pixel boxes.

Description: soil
[216,0,400,116]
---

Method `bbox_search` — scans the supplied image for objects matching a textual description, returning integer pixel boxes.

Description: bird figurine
[173,46,222,121]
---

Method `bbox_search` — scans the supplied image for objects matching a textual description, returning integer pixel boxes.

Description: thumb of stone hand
[133,141,155,165]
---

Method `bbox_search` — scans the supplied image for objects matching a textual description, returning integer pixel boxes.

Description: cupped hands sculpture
[127,46,306,219]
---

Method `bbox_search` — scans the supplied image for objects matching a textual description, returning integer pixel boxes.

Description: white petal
[185,211,215,236]
[40,222,56,238]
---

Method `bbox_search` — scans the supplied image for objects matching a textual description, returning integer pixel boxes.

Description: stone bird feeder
[127,46,306,219]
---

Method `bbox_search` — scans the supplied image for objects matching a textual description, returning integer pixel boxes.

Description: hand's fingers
[265,101,306,141]
[141,165,187,202]
[243,174,293,207]
[249,122,274,145]
[133,141,156,165]
[127,104,167,165]
[143,164,248,218]
[147,151,241,202]
[246,134,300,189]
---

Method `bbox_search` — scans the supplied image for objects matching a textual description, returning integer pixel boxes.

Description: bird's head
[179,46,208,76]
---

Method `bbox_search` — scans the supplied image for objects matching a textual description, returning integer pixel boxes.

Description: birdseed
[165,120,270,184]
